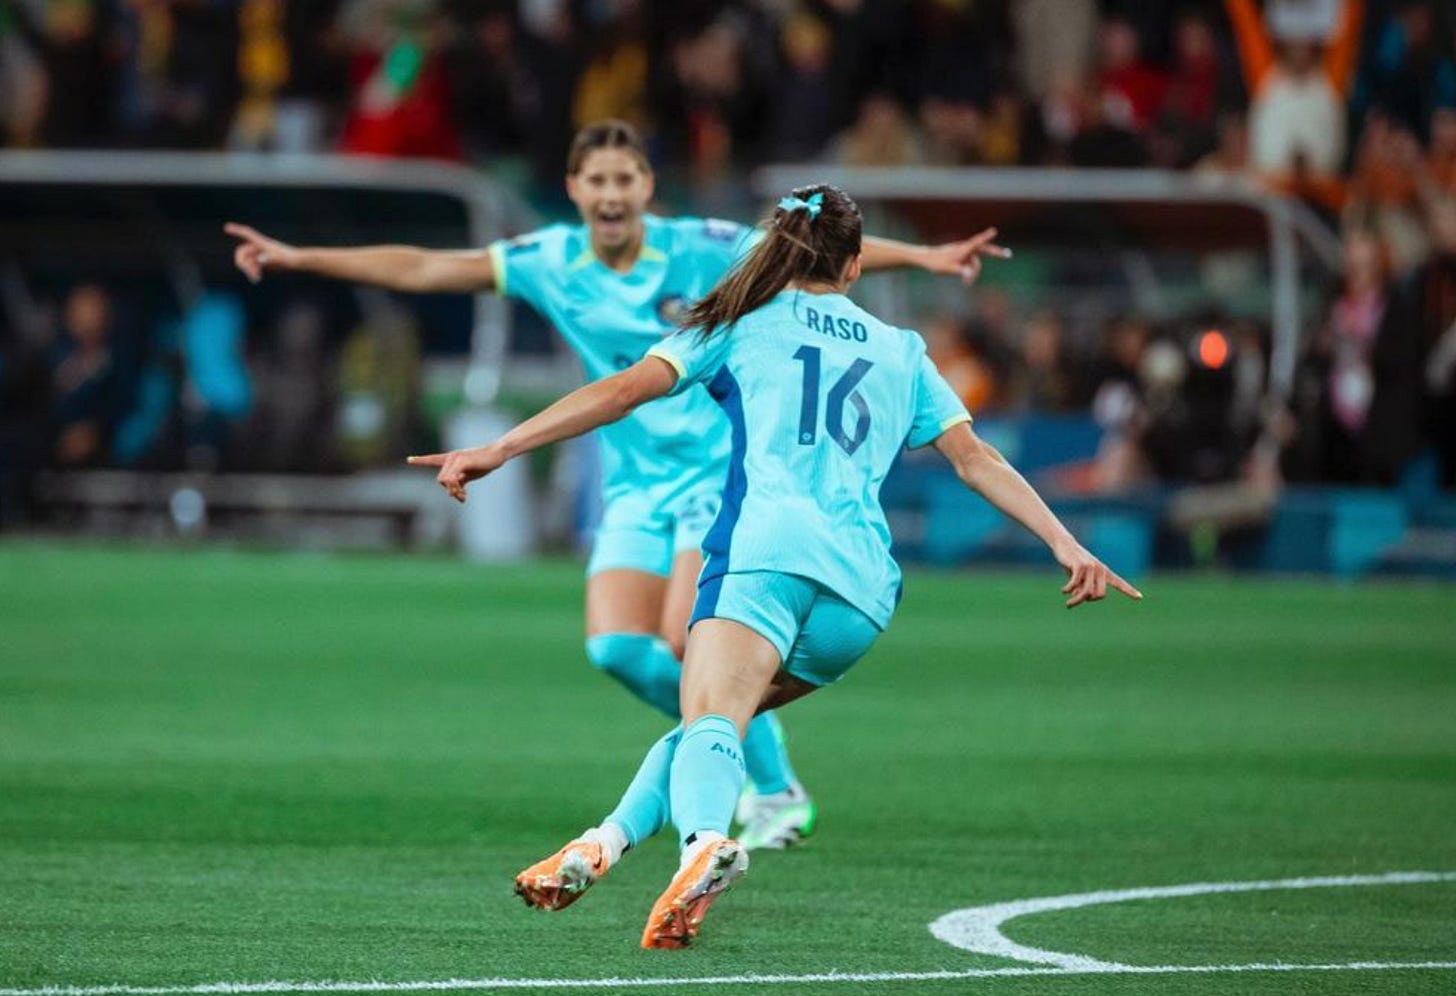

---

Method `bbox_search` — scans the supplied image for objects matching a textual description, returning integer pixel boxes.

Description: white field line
[929,869,1456,970]
[4,962,1456,996]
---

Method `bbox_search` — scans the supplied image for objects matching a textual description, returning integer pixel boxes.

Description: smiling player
[407,183,1139,948]
[226,120,1009,851]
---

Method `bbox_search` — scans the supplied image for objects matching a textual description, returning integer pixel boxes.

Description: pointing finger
[1109,572,1143,601]
[407,454,449,466]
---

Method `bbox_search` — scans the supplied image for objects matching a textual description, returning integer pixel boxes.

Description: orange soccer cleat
[640,838,748,949]
[513,839,609,912]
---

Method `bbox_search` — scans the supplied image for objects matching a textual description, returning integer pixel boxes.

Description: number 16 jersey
[647,289,971,628]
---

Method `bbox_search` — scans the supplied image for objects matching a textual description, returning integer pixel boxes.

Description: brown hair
[681,184,862,339]
[566,119,651,174]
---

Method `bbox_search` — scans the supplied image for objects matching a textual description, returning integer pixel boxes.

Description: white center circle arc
[929,870,1456,971]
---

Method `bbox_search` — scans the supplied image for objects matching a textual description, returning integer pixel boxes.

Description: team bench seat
[31,469,453,549]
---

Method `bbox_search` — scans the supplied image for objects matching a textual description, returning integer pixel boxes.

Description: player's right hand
[224,223,298,284]
[406,445,507,503]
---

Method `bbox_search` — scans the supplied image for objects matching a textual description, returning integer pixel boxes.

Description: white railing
[753,166,1342,402]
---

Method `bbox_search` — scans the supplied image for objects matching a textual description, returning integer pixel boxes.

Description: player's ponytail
[681,184,862,339]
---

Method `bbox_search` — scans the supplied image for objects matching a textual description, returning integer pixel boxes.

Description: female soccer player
[406,184,1140,948]
[226,120,1008,849]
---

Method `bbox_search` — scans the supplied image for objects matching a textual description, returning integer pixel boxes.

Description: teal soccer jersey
[488,214,756,505]
[647,289,971,628]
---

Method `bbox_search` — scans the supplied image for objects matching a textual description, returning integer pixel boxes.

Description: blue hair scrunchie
[777,192,825,220]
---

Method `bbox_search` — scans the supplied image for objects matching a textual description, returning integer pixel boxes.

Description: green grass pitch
[1,543,1453,995]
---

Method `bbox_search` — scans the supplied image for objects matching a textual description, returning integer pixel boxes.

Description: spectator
[924,314,999,414]
[230,0,347,152]
[978,88,1025,166]
[1087,316,1152,490]
[111,327,181,469]
[447,3,544,160]
[1012,0,1096,104]
[1344,113,1432,276]
[1224,0,1363,208]
[337,0,463,161]
[920,94,983,167]
[1009,309,1078,413]
[0,1,46,147]
[229,0,290,149]
[1155,9,1231,167]
[49,283,130,467]
[1068,78,1148,167]
[247,301,333,471]
[179,291,253,470]
[335,299,419,468]
[1097,15,1167,134]
[1314,229,1389,480]
[827,92,925,167]
[655,12,769,183]
[1362,0,1456,140]
[1422,107,1456,250]
[25,0,112,148]
[763,10,837,163]
[571,0,648,132]
[113,0,241,149]
[1194,108,1251,177]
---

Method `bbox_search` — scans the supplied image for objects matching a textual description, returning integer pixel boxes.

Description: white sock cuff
[581,823,630,867]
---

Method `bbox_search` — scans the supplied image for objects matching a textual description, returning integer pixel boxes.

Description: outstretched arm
[407,357,678,502]
[861,227,1011,284]
[224,223,498,294]
[1223,0,1274,95]
[934,422,1143,608]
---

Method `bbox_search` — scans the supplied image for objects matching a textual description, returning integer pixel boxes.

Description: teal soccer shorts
[587,485,721,577]
[690,570,882,686]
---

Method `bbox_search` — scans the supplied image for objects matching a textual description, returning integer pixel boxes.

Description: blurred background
[2,0,1455,581]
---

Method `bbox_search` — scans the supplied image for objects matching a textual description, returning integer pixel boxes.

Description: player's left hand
[920,227,1012,285]
[1054,538,1143,609]
[406,445,506,503]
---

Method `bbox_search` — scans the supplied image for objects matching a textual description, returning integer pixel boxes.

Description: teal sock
[742,711,797,796]
[585,633,682,717]
[603,725,681,847]
[669,714,745,848]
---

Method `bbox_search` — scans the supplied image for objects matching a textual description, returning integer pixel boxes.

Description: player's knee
[585,632,659,682]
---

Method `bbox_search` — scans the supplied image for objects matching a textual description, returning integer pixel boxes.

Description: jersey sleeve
[485,228,560,311]
[690,217,762,269]
[646,329,733,396]
[907,351,972,448]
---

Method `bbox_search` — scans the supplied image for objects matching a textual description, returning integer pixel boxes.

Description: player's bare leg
[585,569,682,714]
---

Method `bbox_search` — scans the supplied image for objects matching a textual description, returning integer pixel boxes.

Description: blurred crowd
[3,1,1454,197]
[0,279,432,524]
[3,0,1456,501]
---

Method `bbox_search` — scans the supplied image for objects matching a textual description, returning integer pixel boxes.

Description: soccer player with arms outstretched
[407,184,1140,947]
[227,121,1008,849]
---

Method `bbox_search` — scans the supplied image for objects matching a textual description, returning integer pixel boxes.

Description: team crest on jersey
[656,294,690,327]
[702,218,739,242]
